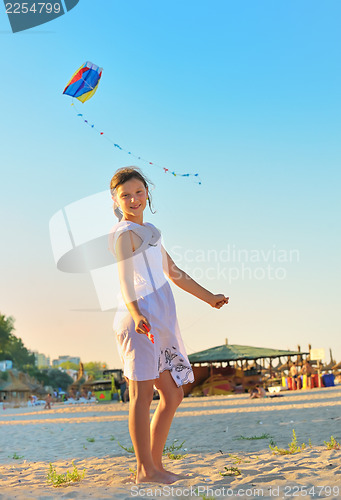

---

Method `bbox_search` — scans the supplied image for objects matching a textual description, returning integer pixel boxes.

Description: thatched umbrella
[322,360,336,371]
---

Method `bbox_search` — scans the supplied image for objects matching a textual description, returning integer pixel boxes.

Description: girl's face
[116,177,148,220]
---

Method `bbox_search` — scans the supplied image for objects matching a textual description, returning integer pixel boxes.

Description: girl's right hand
[209,294,229,309]
[134,315,152,335]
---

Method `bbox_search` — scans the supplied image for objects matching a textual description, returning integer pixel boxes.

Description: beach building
[0,370,44,403]
[0,370,46,404]
[52,355,80,366]
[0,379,31,402]
[185,341,308,396]
[32,351,51,368]
[0,360,13,372]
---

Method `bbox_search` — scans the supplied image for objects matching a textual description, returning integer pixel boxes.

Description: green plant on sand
[228,453,252,465]
[234,433,272,441]
[163,440,187,460]
[167,452,186,460]
[129,467,137,477]
[324,436,341,450]
[163,439,185,454]
[47,461,86,487]
[118,438,187,459]
[220,466,241,477]
[269,429,306,455]
[117,441,135,454]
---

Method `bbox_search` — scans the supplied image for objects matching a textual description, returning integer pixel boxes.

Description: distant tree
[83,362,107,380]
[0,314,15,358]
[5,336,35,371]
[47,369,73,391]
[25,366,51,386]
[0,313,35,369]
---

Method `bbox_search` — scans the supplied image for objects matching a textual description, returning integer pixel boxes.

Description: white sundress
[108,220,194,388]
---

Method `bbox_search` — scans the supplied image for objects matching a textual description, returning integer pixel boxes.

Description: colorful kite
[63,61,201,184]
[63,61,103,103]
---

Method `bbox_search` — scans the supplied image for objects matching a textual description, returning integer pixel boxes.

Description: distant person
[290,362,300,389]
[44,393,52,410]
[119,376,129,403]
[301,359,313,389]
[250,385,267,399]
[290,362,298,378]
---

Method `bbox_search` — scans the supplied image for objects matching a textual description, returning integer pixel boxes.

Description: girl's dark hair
[110,166,156,220]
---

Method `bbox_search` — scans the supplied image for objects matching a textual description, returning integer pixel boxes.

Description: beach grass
[128,467,137,478]
[228,453,253,464]
[234,433,272,440]
[324,436,340,450]
[269,429,306,455]
[117,438,187,458]
[220,466,241,476]
[46,461,85,487]
[117,441,135,453]
[193,489,215,500]
[167,452,187,460]
[163,439,187,459]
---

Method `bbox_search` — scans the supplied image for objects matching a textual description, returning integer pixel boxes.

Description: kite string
[70,99,202,185]
[79,74,96,91]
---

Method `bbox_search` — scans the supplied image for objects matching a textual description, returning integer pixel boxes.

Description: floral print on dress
[158,346,194,387]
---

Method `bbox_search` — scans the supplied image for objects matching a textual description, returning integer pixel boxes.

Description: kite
[63,61,201,184]
[63,61,103,103]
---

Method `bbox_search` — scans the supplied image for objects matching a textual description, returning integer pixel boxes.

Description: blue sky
[1,0,340,367]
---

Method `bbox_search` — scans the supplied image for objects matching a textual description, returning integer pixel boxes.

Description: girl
[109,167,229,484]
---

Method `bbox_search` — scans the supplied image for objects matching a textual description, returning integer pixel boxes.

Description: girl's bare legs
[128,378,176,484]
[150,370,184,476]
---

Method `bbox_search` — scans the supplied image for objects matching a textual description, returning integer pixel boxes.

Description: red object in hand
[142,323,154,344]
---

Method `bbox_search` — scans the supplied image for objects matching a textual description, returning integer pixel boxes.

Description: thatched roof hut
[0,370,45,402]
[0,376,31,401]
[188,344,306,364]
[184,343,308,396]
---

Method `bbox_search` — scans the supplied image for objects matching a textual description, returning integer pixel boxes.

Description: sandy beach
[0,386,340,499]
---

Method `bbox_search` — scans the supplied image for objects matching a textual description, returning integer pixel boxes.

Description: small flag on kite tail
[63,61,202,185]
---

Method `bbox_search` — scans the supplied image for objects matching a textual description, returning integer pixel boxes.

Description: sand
[0,386,340,499]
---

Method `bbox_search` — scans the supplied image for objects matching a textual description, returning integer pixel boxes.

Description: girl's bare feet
[136,468,176,484]
[155,465,190,480]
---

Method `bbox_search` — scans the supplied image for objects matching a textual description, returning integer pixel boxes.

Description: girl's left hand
[209,294,229,309]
